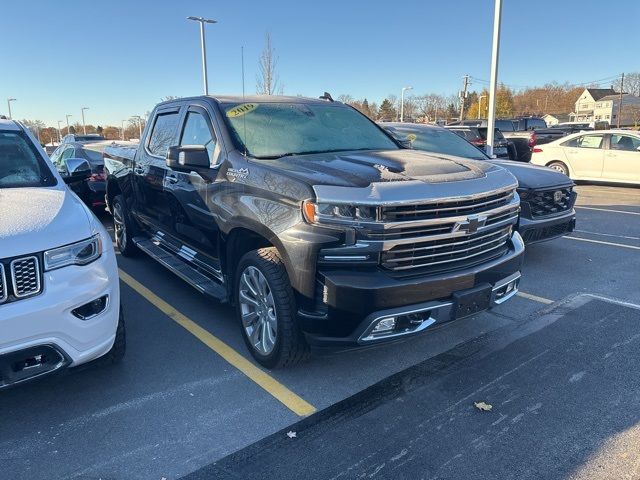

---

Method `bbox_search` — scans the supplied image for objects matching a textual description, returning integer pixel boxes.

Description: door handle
[133,165,145,175]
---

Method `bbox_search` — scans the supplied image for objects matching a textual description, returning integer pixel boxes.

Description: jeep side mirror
[63,158,91,183]
[166,145,210,169]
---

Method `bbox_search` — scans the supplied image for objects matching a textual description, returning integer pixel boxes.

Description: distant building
[571,88,640,126]
[542,113,572,126]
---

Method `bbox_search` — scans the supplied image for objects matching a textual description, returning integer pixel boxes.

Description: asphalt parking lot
[1,184,639,480]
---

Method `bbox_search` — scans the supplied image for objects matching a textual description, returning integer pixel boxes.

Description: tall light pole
[121,120,127,140]
[7,98,16,119]
[132,116,143,139]
[81,107,89,134]
[187,16,217,95]
[478,95,487,119]
[65,114,73,136]
[400,86,413,122]
[486,0,503,157]
[57,121,63,142]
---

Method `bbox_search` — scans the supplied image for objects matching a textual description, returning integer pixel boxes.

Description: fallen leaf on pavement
[474,401,493,412]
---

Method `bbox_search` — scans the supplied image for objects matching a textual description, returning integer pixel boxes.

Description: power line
[468,74,622,91]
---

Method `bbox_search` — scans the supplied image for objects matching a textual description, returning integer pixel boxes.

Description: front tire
[112,195,138,257]
[547,161,569,177]
[235,248,310,369]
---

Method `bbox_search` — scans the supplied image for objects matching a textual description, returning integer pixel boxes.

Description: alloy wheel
[113,202,127,250]
[238,266,278,355]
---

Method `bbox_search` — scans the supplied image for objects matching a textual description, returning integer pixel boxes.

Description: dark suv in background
[445,125,515,159]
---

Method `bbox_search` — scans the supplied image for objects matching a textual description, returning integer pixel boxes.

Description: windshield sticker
[226,104,258,118]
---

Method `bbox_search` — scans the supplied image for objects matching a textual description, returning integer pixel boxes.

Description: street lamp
[7,98,16,119]
[187,16,217,95]
[57,120,62,142]
[486,0,503,157]
[400,86,413,122]
[132,116,143,139]
[81,107,89,134]
[121,120,127,140]
[65,114,73,136]
[478,95,487,119]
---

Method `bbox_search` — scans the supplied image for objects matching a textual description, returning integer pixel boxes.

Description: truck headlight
[303,200,376,224]
[44,235,102,271]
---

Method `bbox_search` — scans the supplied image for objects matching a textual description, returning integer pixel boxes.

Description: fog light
[372,317,396,333]
[72,295,109,320]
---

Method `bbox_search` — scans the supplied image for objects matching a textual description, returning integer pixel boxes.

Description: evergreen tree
[378,98,397,122]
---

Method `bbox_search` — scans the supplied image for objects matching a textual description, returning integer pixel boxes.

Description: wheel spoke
[241,272,259,297]
[241,311,258,328]
[239,290,259,308]
[250,321,261,347]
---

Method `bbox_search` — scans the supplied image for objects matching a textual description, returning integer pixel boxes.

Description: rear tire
[235,248,310,369]
[547,161,569,177]
[112,195,138,257]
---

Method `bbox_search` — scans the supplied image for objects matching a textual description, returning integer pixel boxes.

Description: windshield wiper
[252,148,376,160]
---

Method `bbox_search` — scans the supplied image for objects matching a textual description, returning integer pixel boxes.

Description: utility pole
[617,72,624,128]
[459,75,470,120]
[486,0,503,157]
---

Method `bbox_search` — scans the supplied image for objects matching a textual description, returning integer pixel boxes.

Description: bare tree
[256,32,282,95]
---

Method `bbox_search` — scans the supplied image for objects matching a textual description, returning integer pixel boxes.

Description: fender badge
[227,167,249,181]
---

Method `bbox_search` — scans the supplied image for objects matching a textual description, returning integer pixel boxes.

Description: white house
[542,113,572,126]
[572,88,640,126]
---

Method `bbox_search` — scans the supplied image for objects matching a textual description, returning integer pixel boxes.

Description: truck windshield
[0,131,57,188]
[388,127,488,161]
[221,102,399,158]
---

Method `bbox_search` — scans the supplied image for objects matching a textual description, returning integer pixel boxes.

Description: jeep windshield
[0,130,57,188]
[221,102,399,159]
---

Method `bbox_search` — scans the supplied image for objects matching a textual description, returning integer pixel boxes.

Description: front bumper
[0,233,120,388]
[299,232,525,347]
[518,209,576,244]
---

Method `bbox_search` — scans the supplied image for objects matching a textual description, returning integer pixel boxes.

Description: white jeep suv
[0,119,124,388]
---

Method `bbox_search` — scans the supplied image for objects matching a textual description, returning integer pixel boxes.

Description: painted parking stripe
[576,206,640,216]
[574,230,640,241]
[118,269,317,417]
[516,291,554,305]
[564,236,640,251]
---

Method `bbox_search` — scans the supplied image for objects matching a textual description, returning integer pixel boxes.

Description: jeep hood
[490,159,573,190]
[0,187,93,258]
[261,149,500,188]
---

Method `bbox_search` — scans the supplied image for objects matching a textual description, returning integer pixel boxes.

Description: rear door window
[609,134,640,152]
[148,112,180,157]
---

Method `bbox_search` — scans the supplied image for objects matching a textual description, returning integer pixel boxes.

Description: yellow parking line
[516,291,554,305]
[576,206,640,216]
[564,236,640,251]
[118,269,317,417]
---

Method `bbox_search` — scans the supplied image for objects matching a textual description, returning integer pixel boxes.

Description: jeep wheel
[235,248,310,369]
[112,195,138,256]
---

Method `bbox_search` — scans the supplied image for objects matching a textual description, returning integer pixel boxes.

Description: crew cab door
[163,104,224,266]
[132,107,181,231]
[603,133,640,182]
[562,133,605,179]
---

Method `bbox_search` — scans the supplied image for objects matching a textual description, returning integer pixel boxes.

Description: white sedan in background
[531,130,640,185]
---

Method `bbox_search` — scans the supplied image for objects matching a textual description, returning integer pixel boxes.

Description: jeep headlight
[303,200,376,224]
[44,235,102,271]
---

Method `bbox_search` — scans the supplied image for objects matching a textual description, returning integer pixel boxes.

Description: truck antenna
[241,45,248,157]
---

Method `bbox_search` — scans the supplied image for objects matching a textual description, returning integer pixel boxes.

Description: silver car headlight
[44,234,102,271]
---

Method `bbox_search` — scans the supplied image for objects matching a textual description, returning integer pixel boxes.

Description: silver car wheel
[239,266,278,355]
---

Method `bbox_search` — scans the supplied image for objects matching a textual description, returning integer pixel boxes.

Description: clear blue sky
[1,0,637,127]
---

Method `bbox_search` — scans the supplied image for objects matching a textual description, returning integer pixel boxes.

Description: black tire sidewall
[235,250,293,368]
[113,195,136,256]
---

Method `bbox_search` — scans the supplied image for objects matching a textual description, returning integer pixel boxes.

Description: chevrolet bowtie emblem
[453,214,488,235]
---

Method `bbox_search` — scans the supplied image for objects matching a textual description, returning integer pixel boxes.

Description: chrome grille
[526,187,573,217]
[382,189,514,222]
[10,256,41,298]
[0,264,6,304]
[381,225,512,272]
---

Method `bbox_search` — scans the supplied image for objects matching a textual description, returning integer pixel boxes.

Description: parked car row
[4,93,607,388]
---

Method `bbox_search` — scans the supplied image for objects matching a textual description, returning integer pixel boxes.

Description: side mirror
[166,145,210,170]
[63,158,91,183]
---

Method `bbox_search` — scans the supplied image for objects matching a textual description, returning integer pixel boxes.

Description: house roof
[597,93,640,102]
[543,113,571,121]
[585,88,617,100]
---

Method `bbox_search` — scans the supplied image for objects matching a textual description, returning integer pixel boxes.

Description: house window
[580,103,589,109]
[596,103,601,108]
[605,115,610,119]
[613,114,617,119]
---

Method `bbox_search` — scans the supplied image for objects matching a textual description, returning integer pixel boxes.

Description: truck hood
[260,149,499,188]
[490,160,573,189]
[0,186,93,258]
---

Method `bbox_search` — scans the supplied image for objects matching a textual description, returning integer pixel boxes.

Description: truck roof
[157,95,340,107]
[0,118,21,131]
